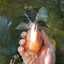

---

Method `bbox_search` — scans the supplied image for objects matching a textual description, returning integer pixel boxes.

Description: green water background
[0,0,64,64]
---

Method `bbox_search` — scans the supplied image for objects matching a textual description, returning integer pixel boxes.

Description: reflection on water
[0,16,20,64]
[0,16,15,53]
[0,0,64,64]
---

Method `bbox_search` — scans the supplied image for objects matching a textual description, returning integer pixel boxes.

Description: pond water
[0,0,64,64]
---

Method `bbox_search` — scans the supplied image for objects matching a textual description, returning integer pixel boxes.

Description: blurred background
[0,0,64,64]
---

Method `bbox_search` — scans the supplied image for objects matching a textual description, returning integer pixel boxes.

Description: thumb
[41,30,50,47]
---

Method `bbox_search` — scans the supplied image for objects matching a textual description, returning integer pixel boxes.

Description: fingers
[20,31,26,46]
[19,39,25,46]
[18,46,25,56]
[21,31,27,38]
[18,31,31,58]
[18,31,26,56]
[18,39,31,57]
[18,39,26,56]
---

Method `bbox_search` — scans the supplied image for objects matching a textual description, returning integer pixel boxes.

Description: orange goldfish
[15,6,49,55]
[25,22,42,55]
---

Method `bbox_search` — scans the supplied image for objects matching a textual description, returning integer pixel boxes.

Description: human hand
[18,30,55,64]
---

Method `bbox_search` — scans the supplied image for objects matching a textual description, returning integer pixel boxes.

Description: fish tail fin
[36,7,49,21]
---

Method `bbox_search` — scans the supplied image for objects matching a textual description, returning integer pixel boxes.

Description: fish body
[25,23,42,55]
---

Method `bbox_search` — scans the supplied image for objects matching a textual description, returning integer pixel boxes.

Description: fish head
[30,23,39,42]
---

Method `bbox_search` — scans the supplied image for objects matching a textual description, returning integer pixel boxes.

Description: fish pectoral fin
[15,22,30,30]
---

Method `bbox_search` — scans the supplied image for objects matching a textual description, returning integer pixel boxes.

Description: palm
[22,47,46,64]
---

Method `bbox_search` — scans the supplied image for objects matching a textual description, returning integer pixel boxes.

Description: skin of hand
[18,30,55,64]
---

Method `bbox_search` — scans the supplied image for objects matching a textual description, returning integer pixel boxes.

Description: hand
[18,30,55,64]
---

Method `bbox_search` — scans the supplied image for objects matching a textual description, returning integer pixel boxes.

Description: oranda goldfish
[16,6,49,55]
